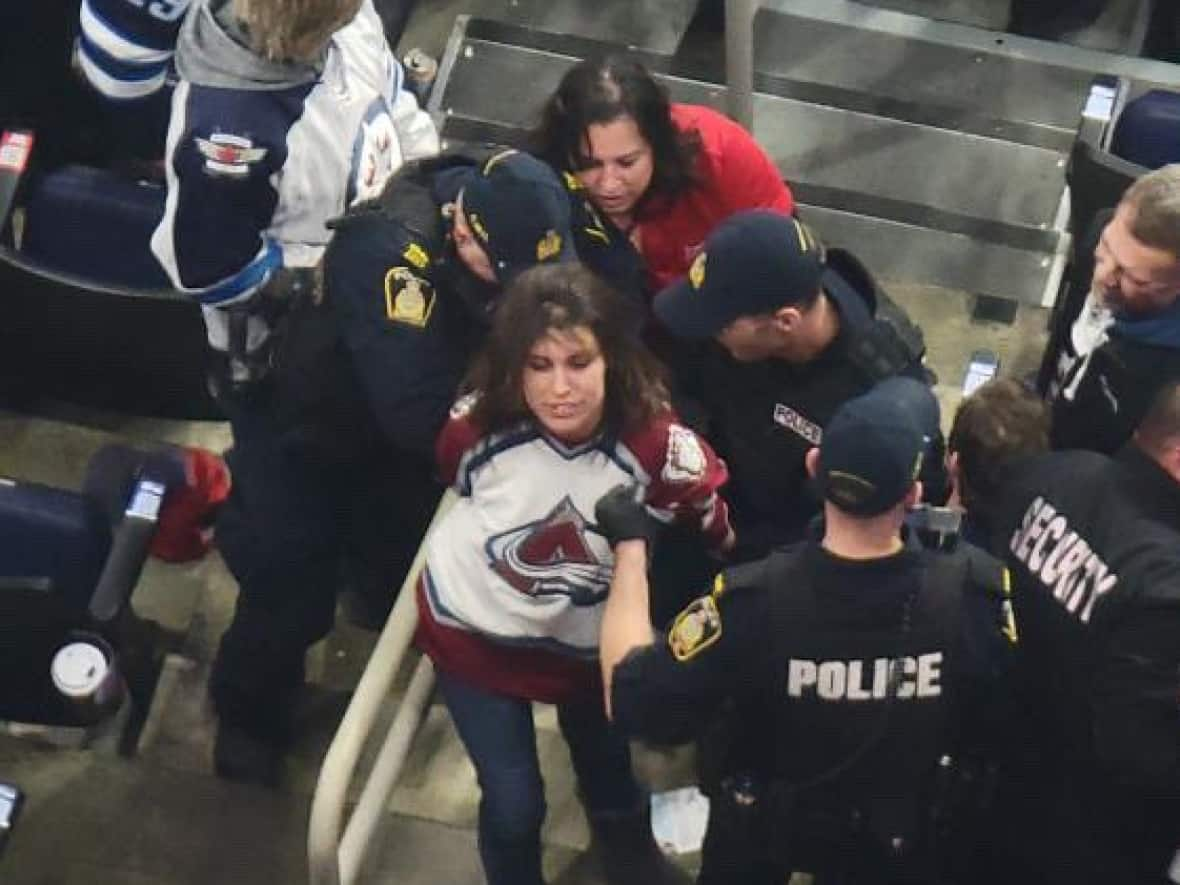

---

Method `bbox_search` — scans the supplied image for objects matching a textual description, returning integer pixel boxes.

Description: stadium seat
[21,164,169,290]
[1111,88,1180,170]
[0,446,168,729]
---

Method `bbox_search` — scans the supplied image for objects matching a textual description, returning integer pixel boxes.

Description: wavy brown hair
[465,263,668,436]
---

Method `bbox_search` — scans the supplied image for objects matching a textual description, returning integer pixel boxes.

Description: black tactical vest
[762,546,968,864]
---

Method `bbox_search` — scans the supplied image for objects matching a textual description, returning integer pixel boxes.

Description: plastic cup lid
[50,642,110,699]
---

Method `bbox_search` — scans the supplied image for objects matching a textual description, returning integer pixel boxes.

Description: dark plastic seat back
[1111,89,1180,170]
[0,478,110,614]
[21,165,169,290]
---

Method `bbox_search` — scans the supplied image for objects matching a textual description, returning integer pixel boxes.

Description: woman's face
[452,194,497,283]
[575,115,655,224]
[522,325,607,444]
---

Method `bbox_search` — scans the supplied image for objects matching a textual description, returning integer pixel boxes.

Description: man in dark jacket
[652,209,942,562]
[978,432,1180,884]
[1047,164,1180,453]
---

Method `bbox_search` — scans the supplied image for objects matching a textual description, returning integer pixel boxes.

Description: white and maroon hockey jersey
[416,406,731,702]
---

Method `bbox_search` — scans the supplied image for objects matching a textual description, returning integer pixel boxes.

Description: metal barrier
[307,491,455,885]
[725,0,756,130]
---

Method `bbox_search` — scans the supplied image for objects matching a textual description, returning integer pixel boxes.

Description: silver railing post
[307,491,455,885]
[725,0,756,130]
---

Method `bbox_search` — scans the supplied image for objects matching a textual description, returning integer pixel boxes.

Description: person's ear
[805,446,820,479]
[772,305,804,333]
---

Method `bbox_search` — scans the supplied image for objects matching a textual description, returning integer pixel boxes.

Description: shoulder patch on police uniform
[537,229,563,262]
[402,242,430,270]
[662,424,706,484]
[688,252,706,290]
[999,567,1018,645]
[384,267,435,328]
[668,594,722,661]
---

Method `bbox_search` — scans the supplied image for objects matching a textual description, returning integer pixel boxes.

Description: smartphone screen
[962,350,999,396]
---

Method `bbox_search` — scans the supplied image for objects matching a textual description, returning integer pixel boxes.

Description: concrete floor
[0,1,1064,882]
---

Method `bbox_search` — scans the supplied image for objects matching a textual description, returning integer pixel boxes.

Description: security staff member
[208,150,577,785]
[652,210,942,562]
[981,409,1180,884]
[598,379,1012,885]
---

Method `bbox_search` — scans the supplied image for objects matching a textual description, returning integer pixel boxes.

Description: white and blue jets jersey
[77,0,191,99]
[149,0,439,352]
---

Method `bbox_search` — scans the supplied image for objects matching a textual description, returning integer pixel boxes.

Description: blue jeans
[436,669,643,885]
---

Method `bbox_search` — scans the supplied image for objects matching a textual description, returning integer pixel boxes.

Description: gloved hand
[594,484,662,550]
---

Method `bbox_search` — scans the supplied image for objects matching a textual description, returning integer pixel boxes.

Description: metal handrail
[725,0,756,130]
[307,490,455,885]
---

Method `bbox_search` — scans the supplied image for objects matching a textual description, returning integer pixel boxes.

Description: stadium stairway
[4,0,1176,881]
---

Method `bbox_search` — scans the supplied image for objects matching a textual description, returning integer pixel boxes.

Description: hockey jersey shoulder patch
[195,133,268,178]
[661,424,707,484]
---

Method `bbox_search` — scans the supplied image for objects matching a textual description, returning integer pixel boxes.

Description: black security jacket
[995,451,1180,819]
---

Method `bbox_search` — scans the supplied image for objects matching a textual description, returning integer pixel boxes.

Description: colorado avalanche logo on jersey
[486,497,612,606]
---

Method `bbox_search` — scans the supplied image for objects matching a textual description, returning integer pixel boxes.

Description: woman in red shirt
[532,56,795,295]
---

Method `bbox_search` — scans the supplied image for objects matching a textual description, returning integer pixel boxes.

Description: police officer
[321,148,588,456]
[652,209,943,563]
[597,379,1012,885]
[978,391,1180,884]
[144,0,440,786]
[206,150,580,785]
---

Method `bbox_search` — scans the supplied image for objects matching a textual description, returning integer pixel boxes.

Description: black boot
[587,804,693,885]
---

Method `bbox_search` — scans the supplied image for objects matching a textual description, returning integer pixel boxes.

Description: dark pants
[436,670,644,885]
[697,796,778,885]
[210,391,440,740]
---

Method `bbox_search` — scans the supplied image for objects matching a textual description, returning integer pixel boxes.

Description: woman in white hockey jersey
[418,263,733,885]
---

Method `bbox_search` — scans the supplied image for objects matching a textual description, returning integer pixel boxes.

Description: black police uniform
[991,450,1180,885]
[207,167,457,751]
[694,250,940,560]
[1045,209,1180,454]
[611,531,1013,885]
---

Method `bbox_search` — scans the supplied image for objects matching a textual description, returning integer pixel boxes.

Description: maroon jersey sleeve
[624,411,733,550]
[434,397,485,487]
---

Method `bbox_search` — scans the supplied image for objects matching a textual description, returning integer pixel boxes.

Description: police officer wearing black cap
[653,209,941,563]
[322,148,588,456]
[208,150,581,786]
[597,379,1012,885]
[970,381,1180,885]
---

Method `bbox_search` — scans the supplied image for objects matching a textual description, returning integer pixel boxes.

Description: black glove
[594,483,662,550]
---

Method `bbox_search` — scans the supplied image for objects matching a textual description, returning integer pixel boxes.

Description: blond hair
[232,0,363,62]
